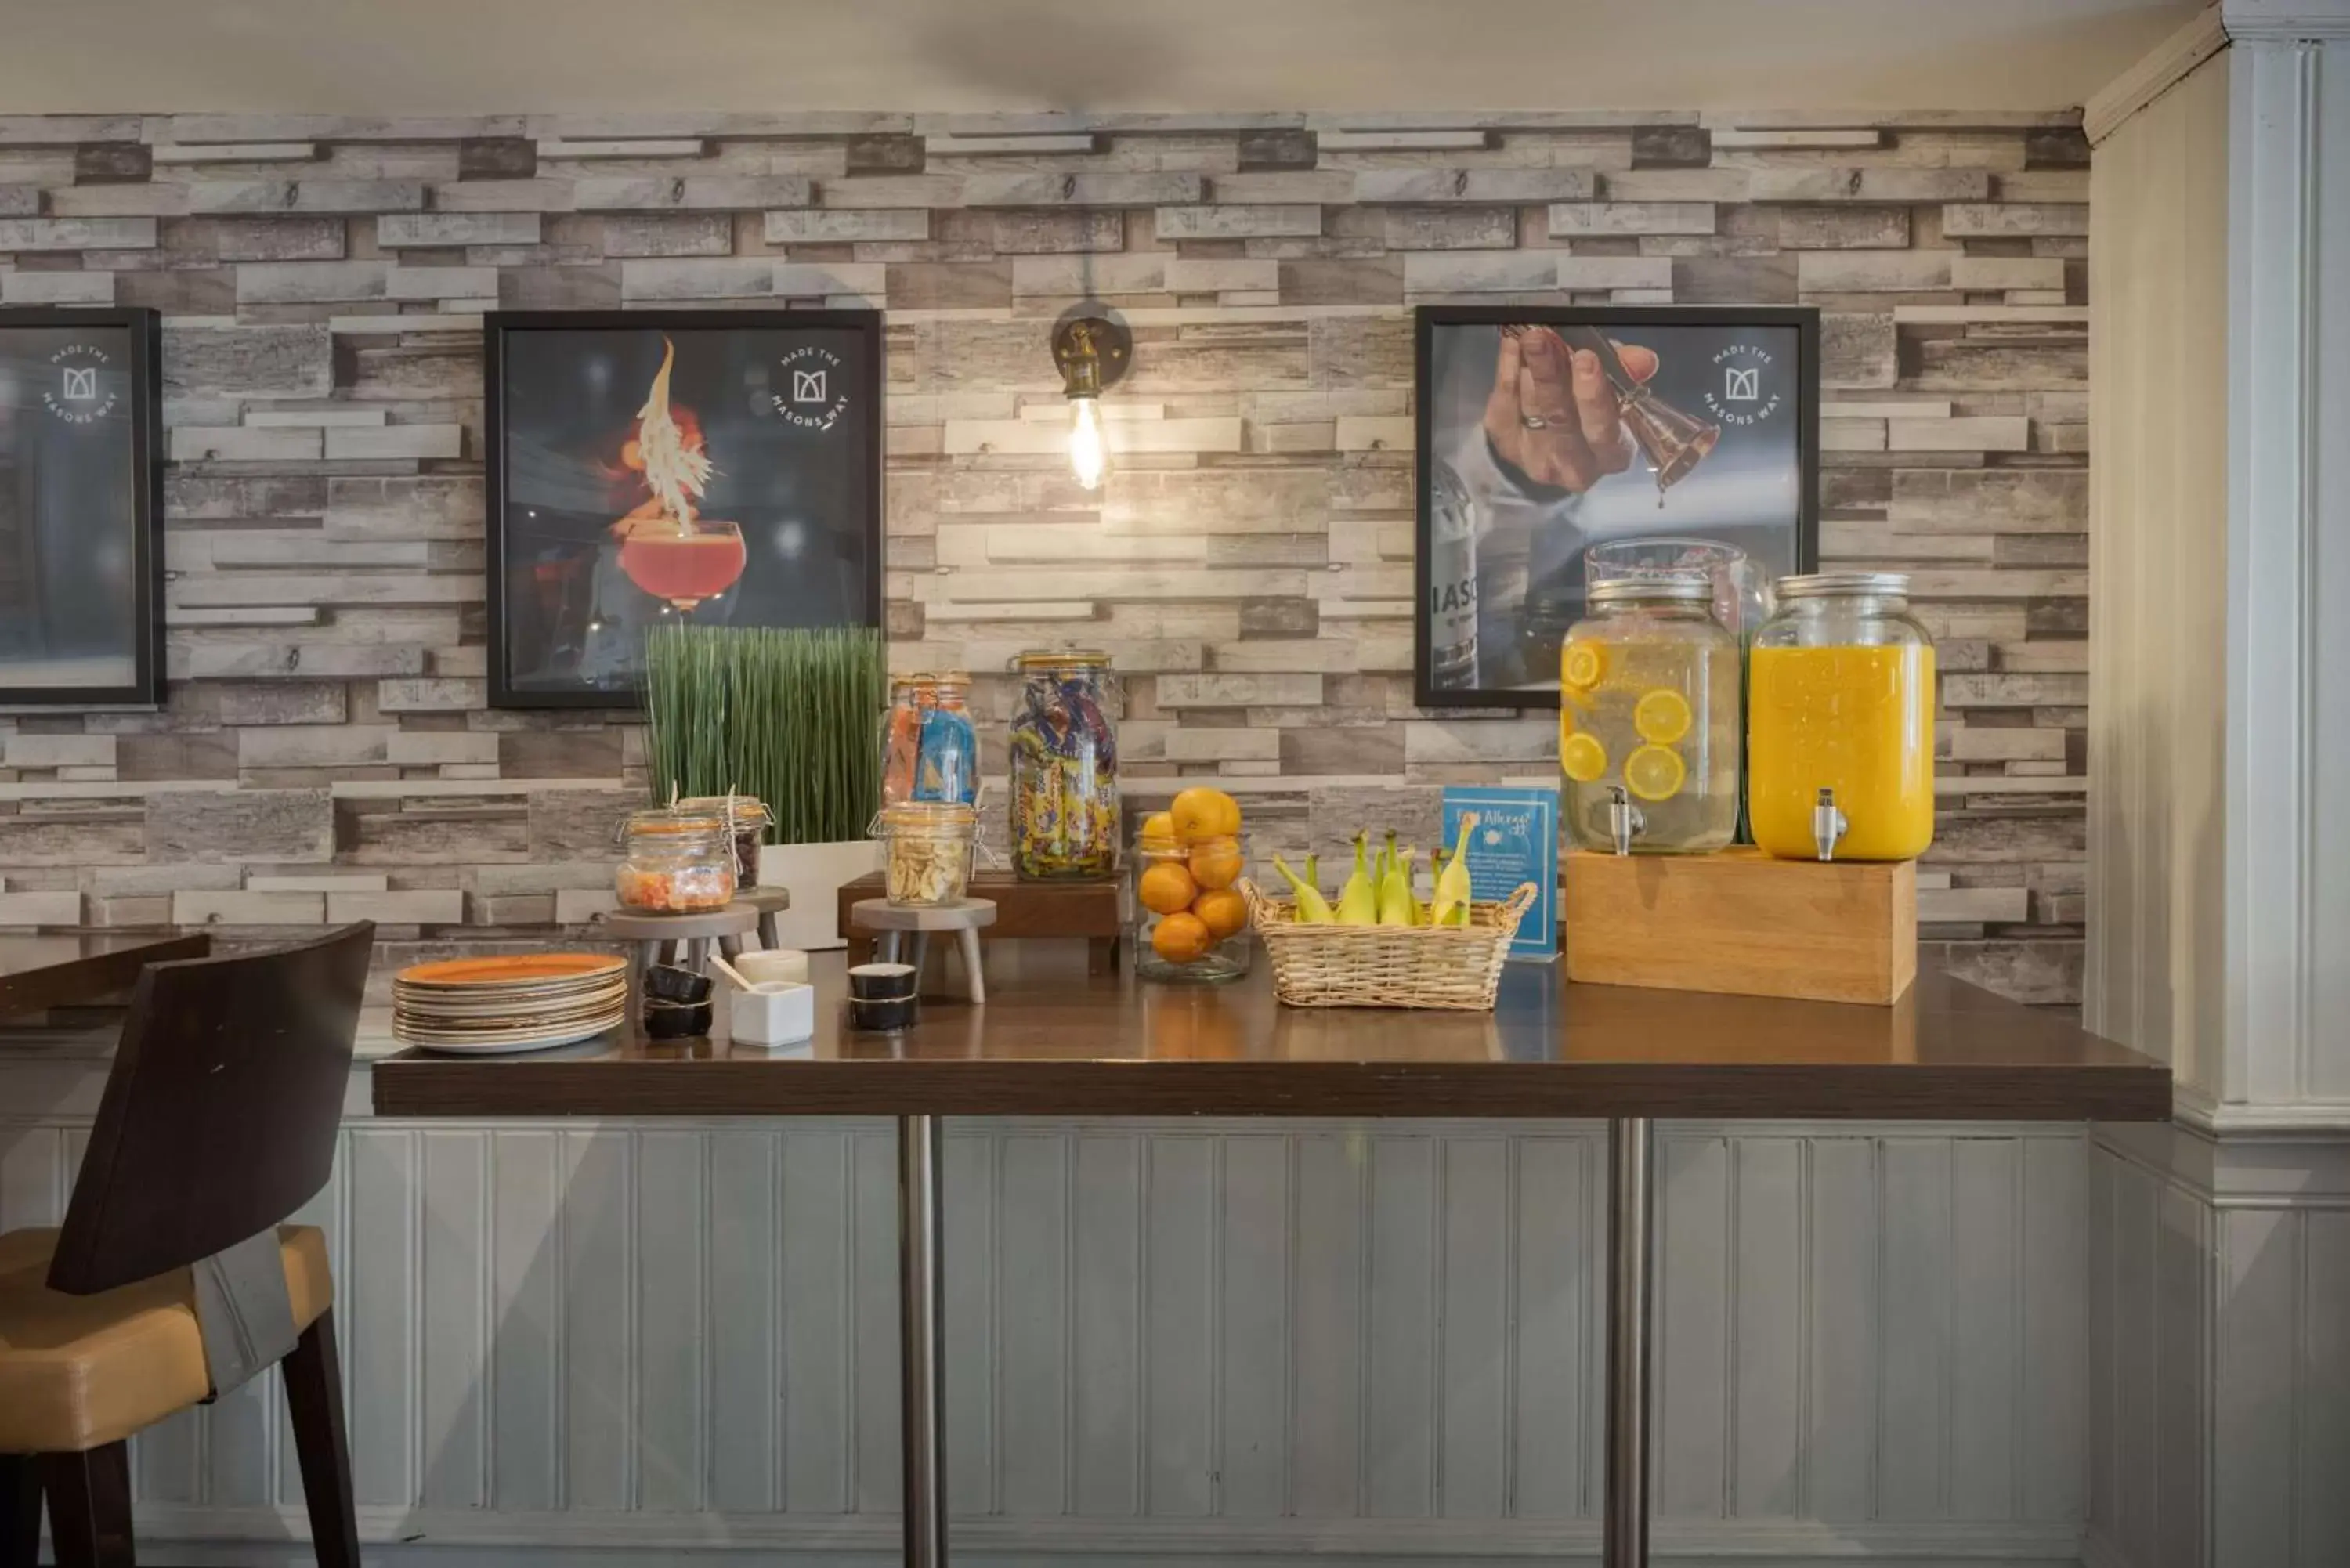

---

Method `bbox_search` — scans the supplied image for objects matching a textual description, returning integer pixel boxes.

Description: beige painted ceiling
[2,0,2197,114]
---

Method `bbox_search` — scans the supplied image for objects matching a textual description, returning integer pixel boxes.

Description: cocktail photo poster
[486,311,883,707]
[1415,306,1820,709]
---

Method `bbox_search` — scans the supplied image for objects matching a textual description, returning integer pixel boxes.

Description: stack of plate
[392,954,628,1054]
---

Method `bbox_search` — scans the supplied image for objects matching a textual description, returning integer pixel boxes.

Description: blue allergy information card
[1440,786,1559,962]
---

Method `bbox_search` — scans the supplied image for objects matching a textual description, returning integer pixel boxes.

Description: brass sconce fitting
[1050,305,1132,399]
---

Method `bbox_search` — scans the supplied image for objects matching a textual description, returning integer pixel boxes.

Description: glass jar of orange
[1748,572,1936,862]
[1129,787,1252,985]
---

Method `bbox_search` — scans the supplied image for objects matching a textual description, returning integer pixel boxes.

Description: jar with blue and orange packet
[880,673,978,807]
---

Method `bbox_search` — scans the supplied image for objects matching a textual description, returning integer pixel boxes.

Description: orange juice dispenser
[1558,578,1741,855]
[1748,573,1936,862]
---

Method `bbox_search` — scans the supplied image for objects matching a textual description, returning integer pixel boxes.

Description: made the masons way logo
[771,345,851,432]
[41,342,116,425]
[1700,341,1783,428]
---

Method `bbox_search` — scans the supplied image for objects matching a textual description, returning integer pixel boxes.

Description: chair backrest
[47,922,374,1295]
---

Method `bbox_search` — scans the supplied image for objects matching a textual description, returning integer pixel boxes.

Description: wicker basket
[1239,879,1539,1010]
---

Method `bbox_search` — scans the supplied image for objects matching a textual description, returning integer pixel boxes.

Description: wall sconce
[1050,304,1131,491]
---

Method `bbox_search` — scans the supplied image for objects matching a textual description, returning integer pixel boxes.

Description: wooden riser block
[1564,847,1917,1006]
[837,869,1123,974]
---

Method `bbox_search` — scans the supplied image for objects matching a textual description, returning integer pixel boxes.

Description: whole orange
[1170,786,1242,844]
[1187,837,1244,890]
[1151,911,1213,964]
[1192,886,1248,941]
[1137,810,1178,850]
[1137,861,1198,916]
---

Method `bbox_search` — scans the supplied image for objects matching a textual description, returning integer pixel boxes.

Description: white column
[2222,8,2350,1119]
[2086,7,2350,1564]
[2088,0,2350,1129]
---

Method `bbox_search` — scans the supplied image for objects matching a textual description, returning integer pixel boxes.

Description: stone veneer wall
[0,110,2091,1004]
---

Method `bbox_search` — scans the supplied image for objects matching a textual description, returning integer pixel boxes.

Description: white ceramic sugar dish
[729,980,815,1049]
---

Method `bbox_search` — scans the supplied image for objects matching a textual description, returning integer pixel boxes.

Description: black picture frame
[1413,305,1820,711]
[484,309,886,710]
[0,306,163,708]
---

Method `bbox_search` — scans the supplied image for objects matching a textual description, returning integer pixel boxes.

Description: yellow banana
[1430,812,1478,927]
[1272,855,1333,923]
[1334,833,1378,927]
[1376,830,1415,927]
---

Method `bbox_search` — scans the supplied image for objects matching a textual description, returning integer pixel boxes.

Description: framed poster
[1414,305,1819,710]
[486,309,884,708]
[0,307,162,706]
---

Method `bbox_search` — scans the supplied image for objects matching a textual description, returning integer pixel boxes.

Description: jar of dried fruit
[877,801,979,908]
[679,793,768,888]
[616,807,737,913]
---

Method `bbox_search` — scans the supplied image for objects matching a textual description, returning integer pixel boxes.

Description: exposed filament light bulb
[1068,394,1106,490]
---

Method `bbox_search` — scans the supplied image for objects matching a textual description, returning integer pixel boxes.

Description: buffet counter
[372,955,2165,1123]
[371,954,2167,1568]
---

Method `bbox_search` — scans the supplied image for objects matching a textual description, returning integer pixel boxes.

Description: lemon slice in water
[1561,640,1607,692]
[1560,732,1610,784]
[1623,743,1686,802]
[1633,687,1692,745]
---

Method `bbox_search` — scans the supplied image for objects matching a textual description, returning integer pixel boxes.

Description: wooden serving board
[1564,847,1917,1006]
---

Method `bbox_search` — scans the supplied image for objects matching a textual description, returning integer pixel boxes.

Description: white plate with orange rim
[395,1011,626,1055]
[395,953,624,987]
[394,1008,626,1042]
[392,981,627,1018]
[392,979,624,1006]
[393,993,625,1029]
[393,981,626,1015]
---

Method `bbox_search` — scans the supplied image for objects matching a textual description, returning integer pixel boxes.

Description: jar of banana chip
[877,802,979,907]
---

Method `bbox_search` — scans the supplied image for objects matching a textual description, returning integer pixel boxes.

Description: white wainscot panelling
[2088,1133,2350,1568]
[0,1116,2094,1563]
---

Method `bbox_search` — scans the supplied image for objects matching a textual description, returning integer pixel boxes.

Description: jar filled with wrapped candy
[1008,650,1119,880]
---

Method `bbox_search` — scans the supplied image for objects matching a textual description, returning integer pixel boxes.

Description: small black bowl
[848,962,917,1001]
[848,993,918,1033]
[642,998,714,1039]
[645,965,713,1004]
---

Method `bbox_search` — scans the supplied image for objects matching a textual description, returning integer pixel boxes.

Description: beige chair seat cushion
[0,1223,331,1454]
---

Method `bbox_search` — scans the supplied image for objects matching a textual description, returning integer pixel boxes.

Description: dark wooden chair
[0,923,374,1568]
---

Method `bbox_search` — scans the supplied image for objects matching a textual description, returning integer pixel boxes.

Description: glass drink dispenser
[1748,572,1937,862]
[1558,577,1741,855]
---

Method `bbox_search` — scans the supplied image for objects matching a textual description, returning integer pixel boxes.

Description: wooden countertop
[371,955,2172,1123]
[0,931,211,1019]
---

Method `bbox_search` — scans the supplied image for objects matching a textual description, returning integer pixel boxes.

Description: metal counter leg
[898,1114,949,1566]
[1604,1116,1654,1568]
